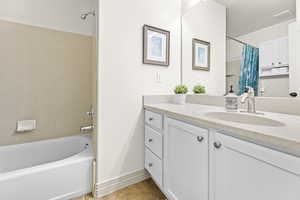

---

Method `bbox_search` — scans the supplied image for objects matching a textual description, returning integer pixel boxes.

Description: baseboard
[95,169,150,198]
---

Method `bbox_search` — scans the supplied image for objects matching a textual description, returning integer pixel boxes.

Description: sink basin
[204,112,285,127]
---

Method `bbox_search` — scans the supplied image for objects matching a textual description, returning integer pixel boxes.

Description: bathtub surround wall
[97,0,181,197]
[182,0,226,95]
[91,0,99,157]
[92,36,98,156]
[0,19,93,146]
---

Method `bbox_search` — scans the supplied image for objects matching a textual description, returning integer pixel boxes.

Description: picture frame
[192,38,210,71]
[143,25,170,66]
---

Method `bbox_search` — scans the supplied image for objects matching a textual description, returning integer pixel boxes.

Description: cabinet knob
[149,117,154,121]
[197,136,204,142]
[148,163,153,167]
[272,63,274,65]
[290,92,298,97]
[148,138,153,143]
[278,61,282,65]
[214,142,222,149]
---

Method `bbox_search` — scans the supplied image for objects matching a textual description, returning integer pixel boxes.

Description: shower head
[81,11,96,20]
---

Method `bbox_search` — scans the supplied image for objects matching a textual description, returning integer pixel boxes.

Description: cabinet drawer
[145,148,162,187]
[145,126,162,158]
[145,110,163,130]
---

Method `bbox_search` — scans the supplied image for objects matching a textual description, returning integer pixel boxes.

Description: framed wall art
[192,38,210,71]
[143,25,170,66]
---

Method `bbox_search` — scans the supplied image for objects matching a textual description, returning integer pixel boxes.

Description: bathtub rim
[0,133,91,151]
[0,134,94,181]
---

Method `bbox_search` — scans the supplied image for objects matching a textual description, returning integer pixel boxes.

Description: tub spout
[80,125,94,133]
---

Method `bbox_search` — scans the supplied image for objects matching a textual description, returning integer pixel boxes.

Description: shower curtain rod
[226,36,258,48]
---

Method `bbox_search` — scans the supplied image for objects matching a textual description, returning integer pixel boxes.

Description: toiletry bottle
[225,85,238,111]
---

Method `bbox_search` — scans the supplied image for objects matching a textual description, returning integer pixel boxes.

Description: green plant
[193,85,206,94]
[174,85,188,94]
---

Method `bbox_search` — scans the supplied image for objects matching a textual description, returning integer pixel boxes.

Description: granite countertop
[144,103,300,158]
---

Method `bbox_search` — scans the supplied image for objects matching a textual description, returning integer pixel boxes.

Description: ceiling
[214,0,296,37]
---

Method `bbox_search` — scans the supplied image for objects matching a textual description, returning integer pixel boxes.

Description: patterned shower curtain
[239,45,259,95]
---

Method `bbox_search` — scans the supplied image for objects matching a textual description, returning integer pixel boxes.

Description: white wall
[182,0,226,95]
[182,0,201,14]
[227,19,295,61]
[0,0,95,35]
[97,0,181,185]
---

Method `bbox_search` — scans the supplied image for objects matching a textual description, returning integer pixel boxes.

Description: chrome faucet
[80,105,95,133]
[240,86,256,113]
[80,125,94,132]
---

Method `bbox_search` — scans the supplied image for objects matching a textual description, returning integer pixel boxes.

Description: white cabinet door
[259,37,289,68]
[277,37,289,66]
[145,148,163,187]
[164,118,209,200]
[210,132,300,200]
[259,40,277,67]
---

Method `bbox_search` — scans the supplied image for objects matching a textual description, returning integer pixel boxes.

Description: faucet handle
[86,105,94,120]
[245,86,254,96]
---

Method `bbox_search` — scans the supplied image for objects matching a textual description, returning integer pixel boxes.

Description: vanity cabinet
[144,109,300,200]
[164,118,209,200]
[259,37,289,77]
[210,132,300,200]
[144,110,164,188]
[259,37,289,68]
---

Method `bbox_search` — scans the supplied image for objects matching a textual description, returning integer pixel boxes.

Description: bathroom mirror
[181,0,297,97]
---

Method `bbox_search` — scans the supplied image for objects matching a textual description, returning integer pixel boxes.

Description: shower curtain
[239,45,259,95]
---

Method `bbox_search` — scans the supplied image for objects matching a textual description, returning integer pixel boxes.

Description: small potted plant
[173,85,188,104]
[193,85,206,94]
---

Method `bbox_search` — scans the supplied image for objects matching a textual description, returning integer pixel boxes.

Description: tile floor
[73,178,166,200]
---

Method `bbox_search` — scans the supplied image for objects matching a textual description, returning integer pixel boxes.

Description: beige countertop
[144,103,300,158]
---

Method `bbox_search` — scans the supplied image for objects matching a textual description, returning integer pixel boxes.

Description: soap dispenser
[225,85,238,111]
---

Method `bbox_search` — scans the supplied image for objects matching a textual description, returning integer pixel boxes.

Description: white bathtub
[0,134,94,200]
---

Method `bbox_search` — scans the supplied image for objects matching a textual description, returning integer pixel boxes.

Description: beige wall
[92,36,98,155]
[91,0,98,157]
[0,19,93,146]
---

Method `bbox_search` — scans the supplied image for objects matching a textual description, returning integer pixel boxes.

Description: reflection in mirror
[182,0,297,97]
[182,0,226,96]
